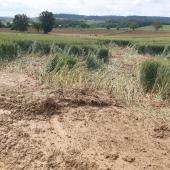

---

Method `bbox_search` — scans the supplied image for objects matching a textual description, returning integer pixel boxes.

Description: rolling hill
[54,14,170,24]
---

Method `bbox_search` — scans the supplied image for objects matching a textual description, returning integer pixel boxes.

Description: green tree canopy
[153,22,163,31]
[129,21,138,31]
[39,11,55,34]
[116,25,120,30]
[12,14,29,32]
[32,22,42,32]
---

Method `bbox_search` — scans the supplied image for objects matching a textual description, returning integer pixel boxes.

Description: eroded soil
[0,51,170,170]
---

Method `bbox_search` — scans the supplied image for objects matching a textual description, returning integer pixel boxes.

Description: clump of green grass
[139,59,161,92]
[31,41,51,54]
[46,52,103,73]
[46,53,77,73]
[46,55,59,73]
[137,45,165,55]
[139,58,170,98]
[67,45,101,58]
[16,41,33,54]
[81,46,98,57]
[68,46,83,56]
[155,62,170,98]
[86,55,101,70]
[0,42,18,60]
[162,46,170,60]
[97,48,109,63]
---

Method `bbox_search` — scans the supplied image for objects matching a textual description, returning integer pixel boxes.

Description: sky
[0,0,169,17]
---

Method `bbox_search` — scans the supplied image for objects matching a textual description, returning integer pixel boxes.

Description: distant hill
[0,17,13,26]
[0,17,12,20]
[54,14,170,24]
[1,14,170,24]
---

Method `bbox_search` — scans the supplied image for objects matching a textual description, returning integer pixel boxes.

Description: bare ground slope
[0,52,170,170]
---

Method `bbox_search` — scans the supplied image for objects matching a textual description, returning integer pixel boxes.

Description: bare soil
[50,29,128,37]
[0,51,170,170]
[50,29,170,38]
[1,28,170,38]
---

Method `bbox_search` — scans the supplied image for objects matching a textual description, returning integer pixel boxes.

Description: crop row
[0,36,170,59]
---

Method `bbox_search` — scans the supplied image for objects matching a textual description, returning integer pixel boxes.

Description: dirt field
[0,49,170,170]
[50,29,170,38]
[0,28,16,33]
[51,29,170,38]
[51,29,128,36]
[1,28,170,38]
[0,28,127,36]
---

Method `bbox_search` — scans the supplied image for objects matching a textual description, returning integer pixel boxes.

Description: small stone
[105,152,119,160]
[67,135,71,138]
[122,155,135,163]
[124,136,129,140]
[162,151,167,156]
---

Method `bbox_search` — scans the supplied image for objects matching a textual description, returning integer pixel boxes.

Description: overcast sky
[0,0,169,17]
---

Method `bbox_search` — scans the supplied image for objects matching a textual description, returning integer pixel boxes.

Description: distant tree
[153,22,163,31]
[116,25,120,30]
[32,22,42,32]
[80,22,90,29]
[129,21,138,31]
[12,14,29,31]
[6,22,12,28]
[39,11,55,34]
[106,25,111,30]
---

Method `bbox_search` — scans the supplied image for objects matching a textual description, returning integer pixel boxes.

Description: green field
[0,31,170,59]
[0,32,98,45]
[0,32,170,46]
[138,25,170,31]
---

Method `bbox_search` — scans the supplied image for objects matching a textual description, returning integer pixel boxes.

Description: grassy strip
[0,32,170,57]
[0,37,111,61]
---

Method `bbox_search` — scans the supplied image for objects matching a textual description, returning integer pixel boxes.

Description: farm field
[0,29,170,170]
[51,28,127,36]
[1,0,170,169]
[0,46,170,170]
[0,30,170,46]
[138,25,170,31]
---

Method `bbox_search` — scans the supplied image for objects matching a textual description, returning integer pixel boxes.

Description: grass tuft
[139,58,170,98]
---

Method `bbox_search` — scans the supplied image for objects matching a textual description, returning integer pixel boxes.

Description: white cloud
[0,0,169,17]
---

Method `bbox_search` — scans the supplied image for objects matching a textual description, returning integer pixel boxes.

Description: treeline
[0,12,90,32]
[54,14,170,23]
[54,20,89,28]
[0,11,167,32]
[103,20,164,30]
[54,14,170,29]
[101,20,152,29]
[11,11,55,33]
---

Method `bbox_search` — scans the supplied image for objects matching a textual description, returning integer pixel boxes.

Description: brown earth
[0,28,127,36]
[50,28,128,37]
[50,29,170,38]
[1,28,170,38]
[0,50,170,170]
[0,28,16,33]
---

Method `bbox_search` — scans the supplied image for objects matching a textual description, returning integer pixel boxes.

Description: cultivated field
[0,30,170,170]
[1,30,170,46]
